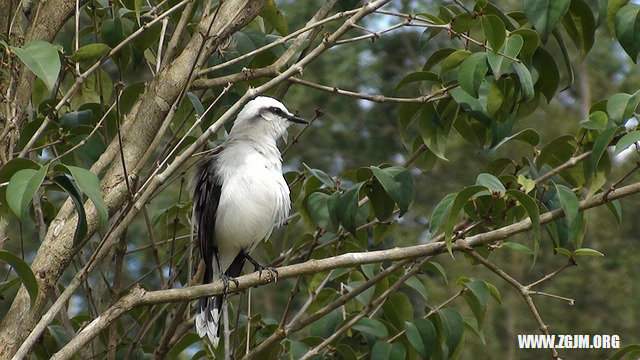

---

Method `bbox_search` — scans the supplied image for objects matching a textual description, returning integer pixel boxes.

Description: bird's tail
[196,295,222,347]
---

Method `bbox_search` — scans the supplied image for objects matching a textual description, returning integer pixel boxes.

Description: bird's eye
[269,107,286,116]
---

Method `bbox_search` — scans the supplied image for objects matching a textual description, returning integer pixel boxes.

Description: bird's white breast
[214,142,290,272]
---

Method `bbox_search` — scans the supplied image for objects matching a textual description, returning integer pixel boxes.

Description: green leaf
[395,71,440,91]
[610,344,640,360]
[52,175,88,246]
[579,111,608,130]
[614,130,640,155]
[303,164,334,188]
[423,48,456,71]
[607,91,640,124]
[513,62,535,101]
[502,241,534,255]
[562,0,596,58]
[463,280,490,325]
[490,128,540,152]
[405,276,428,300]
[487,283,502,304]
[0,278,21,295]
[554,183,579,228]
[405,322,427,358]
[444,185,487,253]
[608,0,630,37]
[353,318,388,338]
[440,50,471,75]
[389,342,406,360]
[451,12,479,33]
[187,92,204,117]
[591,126,623,169]
[0,250,38,307]
[260,0,288,35]
[524,0,572,42]
[532,47,560,102]
[435,307,464,355]
[505,189,540,257]
[167,333,200,358]
[458,52,488,97]
[68,43,112,63]
[450,87,491,124]
[615,4,640,62]
[606,199,623,225]
[59,110,93,130]
[487,34,523,79]
[572,247,604,256]
[430,192,457,233]
[481,14,506,52]
[423,261,448,284]
[511,29,540,65]
[10,41,61,90]
[134,0,143,24]
[7,164,49,219]
[336,182,365,235]
[64,166,108,227]
[413,318,437,359]
[371,341,391,360]
[370,166,414,215]
[382,293,413,329]
[553,28,575,91]
[476,173,506,194]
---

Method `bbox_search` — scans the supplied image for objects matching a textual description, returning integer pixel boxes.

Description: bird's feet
[220,274,240,295]
[245,254,278,282]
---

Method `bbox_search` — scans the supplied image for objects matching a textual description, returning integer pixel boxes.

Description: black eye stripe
[267,107,287,116]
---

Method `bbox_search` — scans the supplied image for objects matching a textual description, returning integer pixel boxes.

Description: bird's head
[230,96,307,141]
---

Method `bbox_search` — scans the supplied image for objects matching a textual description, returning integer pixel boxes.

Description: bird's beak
[287,114,309,124]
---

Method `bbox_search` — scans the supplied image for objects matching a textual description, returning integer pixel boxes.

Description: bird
[190,96,308,346]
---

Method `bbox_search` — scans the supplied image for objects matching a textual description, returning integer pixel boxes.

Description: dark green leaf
[562,0,596,58]
[481,14,506,52]
[510,29,540,64]
[0,250,38,307]
[303,164,334,188]
[430,192,456,233]
[414,318,437,359]
[591,126,623,169]
[370,166,414,215]
[524,0,572,42]
[65,165,108,227]
[405,322,426,358]
[610,344,640,360]
[513,62,535,101]
[396,71,440,91]
[436,308,464,355]
[532,47,560,102]
[615,4,640,62]
[423,48,456,71]
[59,110,93,130]
[167,333,200,358]
[353,318,388,338]
[490,128,540,152]
[606,200,623,225]
[444,185,487,253]
[423,261,448,284]
[505,189,540,256]
[371,341,391,360]
[607,0,630,36]
[450,87,491,124]
[52,175,88,246]
[389,343,405,360]
[463,280,490,325]
[451,12,479,33]
[487,283,502,304]
[7,164,49,219]
[336,182,365,235]
[554,183,580,228]
[440,50,471,74]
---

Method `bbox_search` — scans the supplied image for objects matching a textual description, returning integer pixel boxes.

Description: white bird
[190,96,308,346]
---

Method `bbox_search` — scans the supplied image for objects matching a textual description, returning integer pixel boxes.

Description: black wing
[191,148,223,284]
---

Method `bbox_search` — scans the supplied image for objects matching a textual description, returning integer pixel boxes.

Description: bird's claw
[220,274,239,295]
[256,265,279,282]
